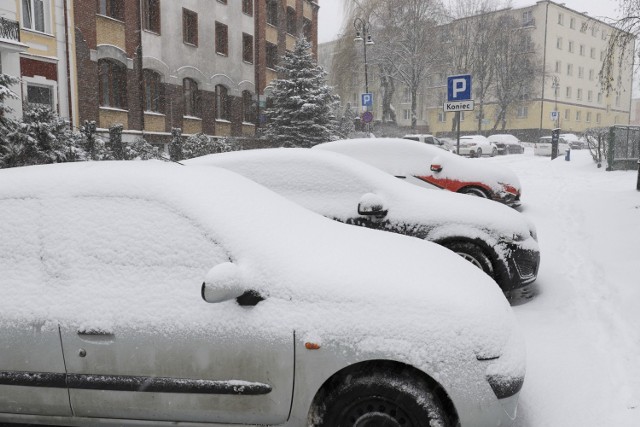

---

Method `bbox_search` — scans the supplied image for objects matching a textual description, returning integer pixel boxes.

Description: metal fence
[0,17,20,42]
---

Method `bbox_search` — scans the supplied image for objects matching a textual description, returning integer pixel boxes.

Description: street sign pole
[446,74,473,155]
[456,112,461,155]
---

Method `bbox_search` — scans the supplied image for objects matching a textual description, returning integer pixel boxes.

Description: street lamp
[354,17,374,132]
[551,76,560,128]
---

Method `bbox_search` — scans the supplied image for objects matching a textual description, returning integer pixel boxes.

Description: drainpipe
[539,1,550,136]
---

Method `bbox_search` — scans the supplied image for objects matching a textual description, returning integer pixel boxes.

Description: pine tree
[169,128,183,161]
[338,103,357,139]
[264,37,340,147]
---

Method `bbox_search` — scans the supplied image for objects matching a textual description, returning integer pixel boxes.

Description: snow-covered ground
[481,149,640,426]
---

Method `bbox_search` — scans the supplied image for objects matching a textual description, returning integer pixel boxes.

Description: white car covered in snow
[187,149,540,293]
[0,162,524,427]
[487,134,525,155]
[457,134,498,157]
[314,138,523,207]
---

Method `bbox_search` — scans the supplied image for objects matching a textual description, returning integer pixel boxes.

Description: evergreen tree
[169,127,183,161]
[181,133,237,159]
[338,103,357,139]
[124,137,161,160]
[0,74,21,165]
[264,37,340,147]
[109,124,125,160]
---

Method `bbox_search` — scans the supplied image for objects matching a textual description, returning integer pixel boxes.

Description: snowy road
[483,149,640,426]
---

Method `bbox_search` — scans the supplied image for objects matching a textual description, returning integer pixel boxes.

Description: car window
[39,197,230,321]
[425,137,434,144]
[403,136,419,141]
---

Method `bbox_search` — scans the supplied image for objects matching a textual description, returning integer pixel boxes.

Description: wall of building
[0,3,27,119]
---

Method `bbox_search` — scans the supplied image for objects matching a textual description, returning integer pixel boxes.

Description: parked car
[534,136,570,156]
[187,149,540,293]
[561,133,586,149]
[0,161,525,427]
[487,134,525,155]
[314,138,523,207]
[403,134,455,152]
[458,135,498,157]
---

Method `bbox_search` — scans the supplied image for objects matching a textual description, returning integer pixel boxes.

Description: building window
[215,22,228,55]
[580,21,587,32]
[522,10,533,26]
[555,61,561,73]
[98,0,124,21]
[576,111,581,121]
[589,69,594,80]
[266,42,278,69]
[215,85,230,121]
[460,111,465,121]
[21,0,50,33]
[579,44,585,56]
[242,0,253,16]
[578,66,584,78]
[266,0,278,26]
[438,111,446,122]
[567,64,573,76]
[242,90,254,123]
[286,7,296,35]
[242,33,254,63]
[183,78,200,117]
[569,17,575,29]
[556,37,562,49]
[26,83,53,109]
[303,17,312,40]
[588,90,593,102]
[577,88,582,100]
[517,105,528,118]
[99,59,127,109]
[596,113,601,123]
[564,109,570,121]
[143,69,162,112]
[597,92,603,103]
[558,13,564,25]
[566,86,572,98]
[142,0,160,33]
[568,41,574,53]
[217,0,227,4]
[403,109,411,120]
[586,112,591,122]
[183,8,198,46]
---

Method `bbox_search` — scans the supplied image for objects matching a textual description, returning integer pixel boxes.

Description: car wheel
[475,148,482,157]
[459,186,490,198]
[443,241,494,277]
[315,372,450,427]
[491,147,497,157]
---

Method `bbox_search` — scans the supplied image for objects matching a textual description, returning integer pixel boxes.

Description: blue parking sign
[361,93,373,107]
[447,75,472,101]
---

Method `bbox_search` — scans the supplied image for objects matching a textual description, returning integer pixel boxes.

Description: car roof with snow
[186,148,533,239]
[313,138,520,192]
[488,134,520,143]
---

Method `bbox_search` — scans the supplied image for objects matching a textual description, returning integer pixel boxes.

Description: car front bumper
[495,241,540,291]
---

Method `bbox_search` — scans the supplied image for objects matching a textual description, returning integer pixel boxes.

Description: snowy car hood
[186,149,533,240]
[314,138,521,192]
[0,161,519,373]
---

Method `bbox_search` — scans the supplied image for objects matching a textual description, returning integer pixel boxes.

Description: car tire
[315,371,450,427]
[459,186,490,198]
[475,148,482,157]
[491,147,497,157]
[443,241,494,278]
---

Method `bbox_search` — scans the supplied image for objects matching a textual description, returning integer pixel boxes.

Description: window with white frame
[588,90,593,102]
[568,41,574,53]
[589,69,594,80]
[577,88,582,100]
[576,111,581,121]
[558,13,564,25]
[21,0,51,33]
[403,109,411,120]
[564,109,570,120]
[438,111,446,122]
[586,112,591,122]
[566,86,572,98]
[579,44,585,56]
[517,105,528,118]
[555,60,561,73]
[569,17,575,29]
[597,92,603,103]
[578,66,584,78]
[556,37,563,49]
[567,63,573,76]
[596,113,601,123]
[590,47,596,58]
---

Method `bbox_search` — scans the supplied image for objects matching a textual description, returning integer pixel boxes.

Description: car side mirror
[201,262,252,304]
[430,164,443,172]
[357,193,388,218]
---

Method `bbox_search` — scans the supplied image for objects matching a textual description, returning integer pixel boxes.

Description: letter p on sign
[447,75,472,102]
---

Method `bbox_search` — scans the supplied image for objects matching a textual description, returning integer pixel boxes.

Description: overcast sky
[318,0,623,43]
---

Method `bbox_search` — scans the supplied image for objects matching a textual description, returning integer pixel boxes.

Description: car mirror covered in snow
[201,262,250,304]
[357,193,388,218]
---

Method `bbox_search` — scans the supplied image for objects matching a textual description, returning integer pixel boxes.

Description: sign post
[446,75,473,155]
[551,128,560,160]
[361,93,373,133]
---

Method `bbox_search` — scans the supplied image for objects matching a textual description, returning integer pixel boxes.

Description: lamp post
[354,18,374,132]
[551,76,560,128]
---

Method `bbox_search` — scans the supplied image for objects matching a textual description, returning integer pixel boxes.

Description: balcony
[0,17,20,42]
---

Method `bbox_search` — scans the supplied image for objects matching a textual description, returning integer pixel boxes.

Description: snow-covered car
[0,162,525,427]
[402,134,455,152]
[560,133,586,149]
[488,134,525,155]
[314,138,523,207]
[534,136,570,156]
[187,149,540,293]
[458,134,498,157]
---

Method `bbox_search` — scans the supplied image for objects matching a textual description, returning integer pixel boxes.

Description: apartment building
[0,3,27,120]
[255,0,319,118]
[9,0,73,123]
[4,1,321,142]
[427,0,634,137]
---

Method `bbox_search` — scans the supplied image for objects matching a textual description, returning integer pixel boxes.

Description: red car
[314,138,522,207]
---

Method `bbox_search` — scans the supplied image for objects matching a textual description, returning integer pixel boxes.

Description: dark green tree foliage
[109,124,125,160]
[0,74,20,135]
[1,105,85,168]
[169,127,183,161]
[338,103,357,138]
[124,137,161,160]
[182,133,237,159]
[264,37,340,147]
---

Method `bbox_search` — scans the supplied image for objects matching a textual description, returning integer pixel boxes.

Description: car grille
[514,255,538,281]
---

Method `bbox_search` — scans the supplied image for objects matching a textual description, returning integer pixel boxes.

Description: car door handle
[77,328,114,337]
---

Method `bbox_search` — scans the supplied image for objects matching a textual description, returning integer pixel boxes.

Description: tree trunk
[411,87,418,131]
